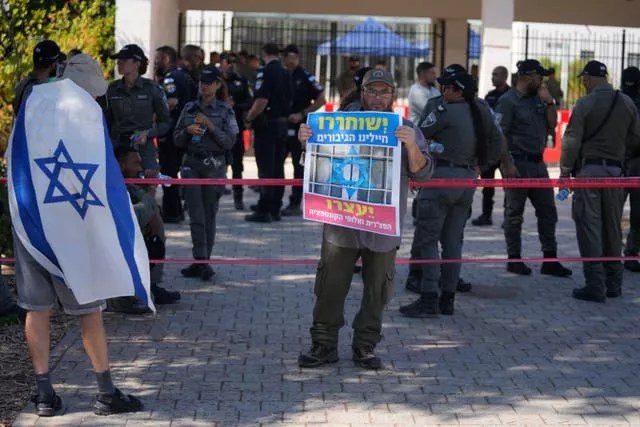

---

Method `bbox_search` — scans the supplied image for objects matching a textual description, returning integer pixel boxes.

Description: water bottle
[192,126,207,144]
[158,174,172,188]
[557,188,570,201]
[428,142,444,154]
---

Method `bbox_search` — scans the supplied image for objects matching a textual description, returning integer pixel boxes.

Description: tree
[0,0,115,257]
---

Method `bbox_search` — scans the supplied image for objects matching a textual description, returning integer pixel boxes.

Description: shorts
[14,234,106,315]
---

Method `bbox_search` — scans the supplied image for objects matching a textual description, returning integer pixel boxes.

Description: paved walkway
[13,159,640,427]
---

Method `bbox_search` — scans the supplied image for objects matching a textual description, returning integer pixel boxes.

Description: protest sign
[303,111,402,236]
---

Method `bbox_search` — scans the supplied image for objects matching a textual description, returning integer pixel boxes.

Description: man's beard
[526,83,539,97]
[156,64,166,75]
[362,99,392,112]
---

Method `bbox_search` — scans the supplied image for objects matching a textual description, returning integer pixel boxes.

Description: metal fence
[513,25,640,108]
[179,14,443,101]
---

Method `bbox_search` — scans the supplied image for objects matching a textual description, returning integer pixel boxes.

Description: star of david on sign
[35,140,104,219]
[331,146,375,199]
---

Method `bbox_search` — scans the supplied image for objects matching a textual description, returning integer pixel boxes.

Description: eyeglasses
[363,88,393,97]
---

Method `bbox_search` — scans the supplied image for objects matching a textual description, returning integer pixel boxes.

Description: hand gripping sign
[302,111,403,236]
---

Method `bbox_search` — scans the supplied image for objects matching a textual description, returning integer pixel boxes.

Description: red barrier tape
[0,256,638,265]
[1,177,638,188]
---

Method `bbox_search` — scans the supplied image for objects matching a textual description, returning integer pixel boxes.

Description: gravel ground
[0,272,73,427]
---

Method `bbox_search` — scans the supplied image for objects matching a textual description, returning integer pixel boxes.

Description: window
[628,53,640,68]
[580,50,595,61]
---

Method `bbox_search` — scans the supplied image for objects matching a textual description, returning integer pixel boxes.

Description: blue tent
[317,18,429,57]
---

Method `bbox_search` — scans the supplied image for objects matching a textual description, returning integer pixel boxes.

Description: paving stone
[10,163,640,426]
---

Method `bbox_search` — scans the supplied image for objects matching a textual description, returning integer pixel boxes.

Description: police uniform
[160,65,198,221]
[282,66,324,213]
[173,66,239,279]
[245,58,292,222]
[106,76,172,170]
[400,72,502,318]
[560,61,640,302]
[622,67,640,272]
[495,59,571,277]
[223,70,253,208]
[406,65,480,293]
[473,84,511,225]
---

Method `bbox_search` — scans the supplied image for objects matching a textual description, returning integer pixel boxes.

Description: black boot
[298,343,338,368]
[150,284,180,305]
[439,291,455,315]
[572,287,605,303]
[456,277,472,293]
[399,292,439,317]
[541,252,572,277]
[507,256,532,275]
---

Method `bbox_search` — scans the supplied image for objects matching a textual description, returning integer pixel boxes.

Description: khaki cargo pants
[309,239,397,350]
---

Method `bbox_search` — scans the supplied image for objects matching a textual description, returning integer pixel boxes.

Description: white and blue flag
[7,79,154,310]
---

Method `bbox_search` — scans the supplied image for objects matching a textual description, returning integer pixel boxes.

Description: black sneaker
[94,388,143,416]
[471,215,493,226]
[281,205,302,216]
[31,393,66,417]
[399,293,439,318]
[624,260,640,272]
[181,264,202,278]
[439,291,455,315]
[245,212,272,223]
[507,261,532,276]
[201,265,215,281]
[405,272,421,294]
[151,284,180,305]
[541,262,572,277]
[105,298,152,315]
[572,287,605,303]
[298,344,338,368]
[352,346,382,370]
[456,278,472,293]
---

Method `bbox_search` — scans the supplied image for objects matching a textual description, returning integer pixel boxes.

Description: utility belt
[185,151,226,167]
[434,159,472,169]
[510,152,544,163]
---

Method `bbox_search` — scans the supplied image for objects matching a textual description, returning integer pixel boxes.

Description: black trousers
[157,137,184,220]
[231,131,245,197]
[254,119,287,215]
[480,163,499,217]
[285,133,304,206]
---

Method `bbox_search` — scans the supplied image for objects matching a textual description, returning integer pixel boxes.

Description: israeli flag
[7,79,154,311]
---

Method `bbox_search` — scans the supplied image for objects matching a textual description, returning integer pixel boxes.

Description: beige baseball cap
[62,53,108,97]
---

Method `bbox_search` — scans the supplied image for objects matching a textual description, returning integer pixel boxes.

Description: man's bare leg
[25,310,51,374]
[80,311,109,373]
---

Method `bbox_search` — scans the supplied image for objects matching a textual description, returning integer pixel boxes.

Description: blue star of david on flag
[331,146,375,198]
[34,140,104,219]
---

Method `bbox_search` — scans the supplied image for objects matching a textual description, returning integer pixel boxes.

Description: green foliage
[539,57,588,108]
[0,0,115,257]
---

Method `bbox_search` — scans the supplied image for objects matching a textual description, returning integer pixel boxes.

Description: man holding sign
[297,70,432,370]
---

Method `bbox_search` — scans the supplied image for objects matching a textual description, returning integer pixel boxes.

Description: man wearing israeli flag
[7,49,145,417]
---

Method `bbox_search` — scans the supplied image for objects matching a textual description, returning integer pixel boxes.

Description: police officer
[113,146,181,311]
[155,45,198,223]
[495,59,571,277]
[405,64,509,295]
[560,61,640,302]
[280,44,326,216]
[244,43,292,223]
[472,65,511,226]
[400,71,502,317]
[220,52,253,210]
[174,66,239,281]
[621,66,640,272]
[106,44,172,170]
